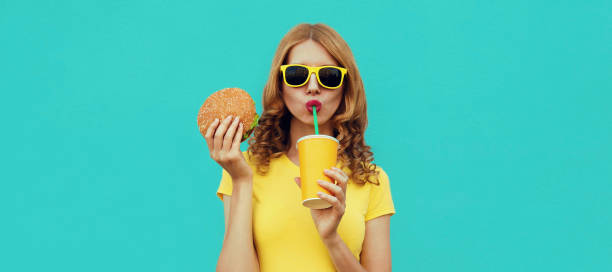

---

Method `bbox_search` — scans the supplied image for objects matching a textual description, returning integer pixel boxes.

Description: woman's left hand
[294,167,349,242]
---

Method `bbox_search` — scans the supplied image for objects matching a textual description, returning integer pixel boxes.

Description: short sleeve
[365,167,396,221]
[216,168,233,202]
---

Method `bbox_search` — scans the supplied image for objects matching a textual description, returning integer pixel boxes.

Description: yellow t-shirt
[216,151,396,272]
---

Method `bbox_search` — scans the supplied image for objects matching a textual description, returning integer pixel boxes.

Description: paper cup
[297,135,339,209]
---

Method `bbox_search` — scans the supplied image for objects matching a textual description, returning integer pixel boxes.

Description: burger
[197,87,259,142]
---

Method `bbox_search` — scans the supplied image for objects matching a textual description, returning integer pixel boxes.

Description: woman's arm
[203,116,258,271]
[216,178,260,272]
[322,233,367,272]
[298,167,392,271]
[322,215,391,272]
[360,215,392,271]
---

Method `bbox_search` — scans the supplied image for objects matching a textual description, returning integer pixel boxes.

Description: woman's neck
[286,117,334,159]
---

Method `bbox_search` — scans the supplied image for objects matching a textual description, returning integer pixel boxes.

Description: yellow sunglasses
[280,64,348,89]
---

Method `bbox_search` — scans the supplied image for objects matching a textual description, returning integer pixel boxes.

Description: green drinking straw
[313,106,319,135]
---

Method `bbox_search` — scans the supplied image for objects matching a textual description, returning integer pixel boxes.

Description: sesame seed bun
[197,87,259,142]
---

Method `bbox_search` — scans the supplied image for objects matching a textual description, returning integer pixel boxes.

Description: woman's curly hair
[247,23,380,185]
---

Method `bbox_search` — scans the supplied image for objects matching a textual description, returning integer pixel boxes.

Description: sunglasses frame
[280,64,348,89]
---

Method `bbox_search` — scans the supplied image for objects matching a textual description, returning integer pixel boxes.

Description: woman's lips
[306,100,322,114]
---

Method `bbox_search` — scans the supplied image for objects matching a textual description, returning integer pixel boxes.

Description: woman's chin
[305,117,329,127]
[294,116,318,126]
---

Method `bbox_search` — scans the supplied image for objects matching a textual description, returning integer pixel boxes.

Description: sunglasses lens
[285,66,309,86]
[319,67,343,88]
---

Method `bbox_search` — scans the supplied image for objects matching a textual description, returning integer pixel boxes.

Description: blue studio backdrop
[1,0,611,271]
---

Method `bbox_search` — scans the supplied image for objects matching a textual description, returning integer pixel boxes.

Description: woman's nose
[306,73,320,94]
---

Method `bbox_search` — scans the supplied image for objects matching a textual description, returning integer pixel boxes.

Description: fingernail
[214,118,219,123]
[226,115,232,120]
[234,116,239,122]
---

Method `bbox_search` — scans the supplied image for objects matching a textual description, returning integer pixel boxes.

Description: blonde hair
[247,23,380,185]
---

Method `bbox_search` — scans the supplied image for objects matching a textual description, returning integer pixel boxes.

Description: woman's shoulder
[368,164,389,185]
[339,160,389,186]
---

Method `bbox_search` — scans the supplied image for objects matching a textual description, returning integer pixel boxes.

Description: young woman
[204,23,395,272]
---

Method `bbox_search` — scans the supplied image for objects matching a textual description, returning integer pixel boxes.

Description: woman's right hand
[204,115,253,182]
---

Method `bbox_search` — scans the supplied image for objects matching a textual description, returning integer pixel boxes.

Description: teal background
[2,0,610,271]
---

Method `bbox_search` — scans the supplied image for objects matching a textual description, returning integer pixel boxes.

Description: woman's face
[281,39,344,128]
